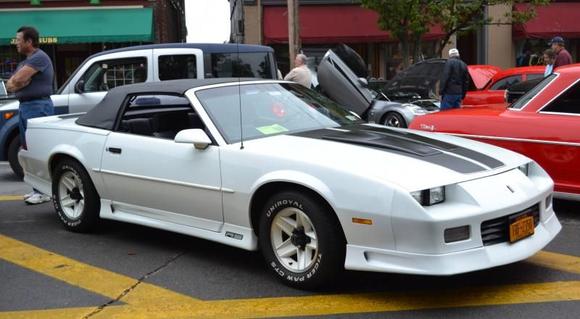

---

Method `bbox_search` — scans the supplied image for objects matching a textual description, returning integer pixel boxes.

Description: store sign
[10,37,59,45]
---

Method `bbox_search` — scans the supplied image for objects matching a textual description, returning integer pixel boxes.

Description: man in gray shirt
[7,26,55,204]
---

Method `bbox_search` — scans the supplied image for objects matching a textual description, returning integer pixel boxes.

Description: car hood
[241,124,528,191]
[468,65,501,90]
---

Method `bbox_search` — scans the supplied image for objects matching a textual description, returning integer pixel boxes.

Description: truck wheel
[382,112,407,128]
[52,159,100,232]
[7,136,24,179]
[259,191,345,290]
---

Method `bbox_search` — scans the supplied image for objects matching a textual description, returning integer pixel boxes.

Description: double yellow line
[0,234,579,319]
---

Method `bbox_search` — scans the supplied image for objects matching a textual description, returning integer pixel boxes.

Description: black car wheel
[7,136,23,179]
[52,159,100,232]
[382,112,407,128]
[259,191,345,290]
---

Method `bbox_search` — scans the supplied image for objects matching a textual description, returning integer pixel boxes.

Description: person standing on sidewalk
[284,54,312,88]
[543,49,556,77]
[6,26,54,205]
[439,48,469,111]
[550,36,573,68]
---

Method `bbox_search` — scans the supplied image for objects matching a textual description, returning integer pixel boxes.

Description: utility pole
[257,0,263,44]
[287,0,300,68]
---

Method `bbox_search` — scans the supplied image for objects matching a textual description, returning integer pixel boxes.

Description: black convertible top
[76,78,259,130]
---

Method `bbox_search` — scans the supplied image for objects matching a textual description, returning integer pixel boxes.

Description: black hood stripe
[292,125,504,174]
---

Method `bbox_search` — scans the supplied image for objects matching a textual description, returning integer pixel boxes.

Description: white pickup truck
[0,43,278,177]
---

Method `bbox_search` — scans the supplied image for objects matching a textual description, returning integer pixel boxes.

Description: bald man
[284,54,312,88]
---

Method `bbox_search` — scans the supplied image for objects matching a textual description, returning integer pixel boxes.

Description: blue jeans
[19,99,54,148]
[440,94,462,110]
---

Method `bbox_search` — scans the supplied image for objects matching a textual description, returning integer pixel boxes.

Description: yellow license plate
[509,215,535,243]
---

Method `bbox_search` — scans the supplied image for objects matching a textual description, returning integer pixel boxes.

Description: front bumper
[344,209,561,275]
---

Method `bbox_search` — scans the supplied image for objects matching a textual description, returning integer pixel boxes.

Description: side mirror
[358,77,368,87]
[74,80,85,94]
[174,129,212,150]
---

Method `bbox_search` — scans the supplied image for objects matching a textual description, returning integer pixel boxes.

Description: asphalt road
[0,162,578,318]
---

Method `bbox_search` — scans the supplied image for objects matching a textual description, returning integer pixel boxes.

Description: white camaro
[20,79,561,289]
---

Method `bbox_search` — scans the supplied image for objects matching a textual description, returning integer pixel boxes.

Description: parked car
[0,79,16,106]
[20,78,560,289]
[317,46,500,129]
[0,43,278,178]
[463,66,545,106]
[410,64,580,200]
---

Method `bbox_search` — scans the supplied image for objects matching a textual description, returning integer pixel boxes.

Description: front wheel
[259,191,345,289]
[7,136,23,179]
[382,112,407,128]
[52,159,100,232]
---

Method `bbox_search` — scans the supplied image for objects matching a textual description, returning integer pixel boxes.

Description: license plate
[509,215,535,243]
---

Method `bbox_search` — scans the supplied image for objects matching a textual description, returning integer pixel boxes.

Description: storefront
[246,3,444,80]
[0,7,154,86]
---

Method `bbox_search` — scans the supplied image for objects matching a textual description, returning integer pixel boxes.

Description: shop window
[158,55,197,80]
[541,81,580,115]
[81,57,147,93]
[491,75,522,90]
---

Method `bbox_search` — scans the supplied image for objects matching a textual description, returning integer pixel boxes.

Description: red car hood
[468,65,502,90]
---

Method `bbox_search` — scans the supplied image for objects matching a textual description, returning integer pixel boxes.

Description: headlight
[411,186,445,206]
[518,163,530,176]
[407,104,427,115]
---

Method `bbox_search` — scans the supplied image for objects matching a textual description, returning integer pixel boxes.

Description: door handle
[107,147,122,154]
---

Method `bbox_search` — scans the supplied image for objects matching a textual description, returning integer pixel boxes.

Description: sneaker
[23,191,36,200]
[25,193,51,205]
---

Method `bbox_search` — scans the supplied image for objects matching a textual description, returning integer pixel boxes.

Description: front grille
[481,204,540,246]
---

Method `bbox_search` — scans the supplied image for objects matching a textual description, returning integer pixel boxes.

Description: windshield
[196,83,363,144]
[509,74,557,110]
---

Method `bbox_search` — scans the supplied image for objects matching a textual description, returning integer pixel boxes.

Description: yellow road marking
[528,250,580,274]
[0,234,202,307]
[0,195,23,201]
[1,234,580,318]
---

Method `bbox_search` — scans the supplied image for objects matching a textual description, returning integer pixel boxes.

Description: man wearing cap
[550,36,572,68]
[439,48,469,111]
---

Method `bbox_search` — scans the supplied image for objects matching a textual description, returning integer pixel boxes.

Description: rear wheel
[7,136,23,179]
[52,159,100,232]
[382,112,407,128]
[259,191,345,289]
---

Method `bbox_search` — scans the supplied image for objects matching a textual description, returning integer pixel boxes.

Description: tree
[361,0,550,65]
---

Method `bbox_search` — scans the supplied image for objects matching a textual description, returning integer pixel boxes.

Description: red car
[463,66,545,106]
[410,64,580,200]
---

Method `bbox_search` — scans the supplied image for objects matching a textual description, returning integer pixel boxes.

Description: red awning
[514,3,580,39]
[263,5,444,44]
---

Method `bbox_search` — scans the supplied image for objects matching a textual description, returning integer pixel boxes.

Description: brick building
[0,0,185,86]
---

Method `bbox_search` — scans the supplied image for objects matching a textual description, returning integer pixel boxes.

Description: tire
[382,112,407,128]
[52,159,100,232]
[7,136,24,179]
[259,191,345,289]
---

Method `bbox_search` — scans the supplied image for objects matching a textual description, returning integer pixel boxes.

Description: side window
[541,81,580,115]
[526,73,544,81]
[209,52,273,79]
[158,55,197,80]
[117,94,205,139]
[80,58,147,93]
[491,75,522,90]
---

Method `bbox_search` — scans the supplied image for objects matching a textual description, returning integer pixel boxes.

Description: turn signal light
[3,112,15,120]
[444,225,470,243]
[352,218,373,225]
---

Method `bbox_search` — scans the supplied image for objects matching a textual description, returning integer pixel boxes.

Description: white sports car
[20,79,561,289]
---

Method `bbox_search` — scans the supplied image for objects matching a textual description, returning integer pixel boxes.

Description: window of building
[491,75,522,90]
[158,55,197,80]
[541,80,580,115]
[81,57,147,93]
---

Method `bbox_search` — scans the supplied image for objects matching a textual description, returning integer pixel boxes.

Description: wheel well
[49,153,81,178]
[249,182,345,241]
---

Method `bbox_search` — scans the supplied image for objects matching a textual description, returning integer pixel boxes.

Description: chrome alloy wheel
[58,171,85,220]
[270,207,319,272]
[386,116,401,127]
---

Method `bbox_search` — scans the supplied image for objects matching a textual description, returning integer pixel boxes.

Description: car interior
[117,94,207,140]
